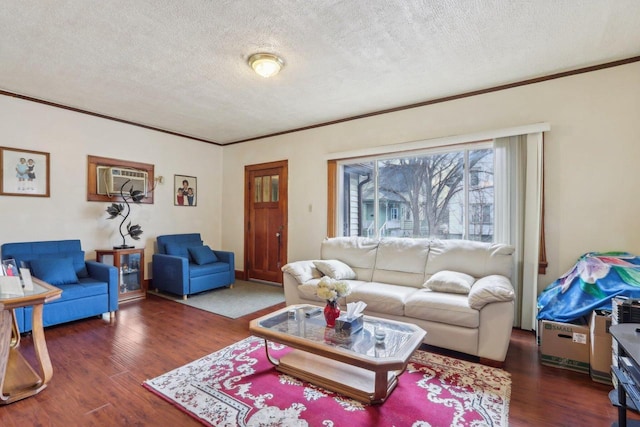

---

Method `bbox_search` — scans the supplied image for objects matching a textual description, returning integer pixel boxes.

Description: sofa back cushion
[425,239,514,279]
[1,240,89,278]
[320,237,379,281]
[30,257,79,285]
[188,245,218,265]
[372,237,431,287]
[157,233,203,255]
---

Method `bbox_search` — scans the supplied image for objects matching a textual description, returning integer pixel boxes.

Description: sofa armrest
[212,250,234,268]
[86,261,119,312]
[478,300,514,362]
[212,250,235,285]
[152,253,189,295]
[468,275,514,310]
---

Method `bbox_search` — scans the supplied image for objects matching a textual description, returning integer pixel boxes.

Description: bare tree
[378,149,491,237]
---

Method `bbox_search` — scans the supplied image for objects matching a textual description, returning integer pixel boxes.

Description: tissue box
[335,314,364,334]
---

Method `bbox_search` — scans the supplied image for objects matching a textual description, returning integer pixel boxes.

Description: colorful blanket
[537,252,640,323]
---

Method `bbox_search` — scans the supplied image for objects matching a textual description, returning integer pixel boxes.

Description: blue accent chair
[1,239,119,333]
[152,233,235,299]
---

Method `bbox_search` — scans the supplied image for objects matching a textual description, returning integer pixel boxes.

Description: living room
[1,2,640,426]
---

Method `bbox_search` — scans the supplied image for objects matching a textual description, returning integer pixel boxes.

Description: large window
[339,144,494,241]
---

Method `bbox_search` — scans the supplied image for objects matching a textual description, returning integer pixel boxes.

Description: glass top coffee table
[249,304,426,404]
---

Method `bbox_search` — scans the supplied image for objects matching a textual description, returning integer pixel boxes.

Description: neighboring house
[341,149,495,242]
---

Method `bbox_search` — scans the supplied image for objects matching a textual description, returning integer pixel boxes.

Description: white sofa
[282,237,516,363]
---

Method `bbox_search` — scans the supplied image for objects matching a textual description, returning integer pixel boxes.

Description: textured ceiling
[1,1,639,145]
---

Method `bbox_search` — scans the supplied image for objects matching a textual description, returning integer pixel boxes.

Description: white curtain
[494,133,543,330]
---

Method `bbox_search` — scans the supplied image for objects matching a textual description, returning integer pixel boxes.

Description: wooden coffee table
[249,304,426,404]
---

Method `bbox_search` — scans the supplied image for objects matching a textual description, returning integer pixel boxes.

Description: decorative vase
[324,300,340,328]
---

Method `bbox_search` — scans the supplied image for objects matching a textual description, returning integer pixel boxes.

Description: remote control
[305,307,322,317]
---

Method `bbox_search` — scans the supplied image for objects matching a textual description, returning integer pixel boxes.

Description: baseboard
[235,270,247,280]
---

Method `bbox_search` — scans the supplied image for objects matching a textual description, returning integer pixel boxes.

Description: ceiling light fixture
[248,53,284,78]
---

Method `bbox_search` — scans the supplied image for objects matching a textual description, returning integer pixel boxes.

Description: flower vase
[324,300,340,328]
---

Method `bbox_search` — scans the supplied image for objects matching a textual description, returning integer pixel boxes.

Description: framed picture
[0,146,50,197]
[2,258,20,277]
[174,174,197,206]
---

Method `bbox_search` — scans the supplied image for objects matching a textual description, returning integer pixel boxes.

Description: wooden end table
[0,277,61,404]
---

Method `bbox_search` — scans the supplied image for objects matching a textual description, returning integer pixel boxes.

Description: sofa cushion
[189,262,229,278]
[297,279,366,303]
[372,237,431,288]
[346,282,416,316]
[282,261,322,284]
[424,270,475,294]
[313,260,356,280]
[165,242,191,259]
[56,279,108,301]
[188,245,218,265]
[425,239,514,279]
[10,251,89,279]
[157,233,203,254]
[297,279,329,303]
[30,257,79,285]
[468,275,514,309]
[321,237,379,281]
[405,290,479,328]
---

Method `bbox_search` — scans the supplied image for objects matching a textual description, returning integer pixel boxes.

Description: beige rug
[148,280,285,318]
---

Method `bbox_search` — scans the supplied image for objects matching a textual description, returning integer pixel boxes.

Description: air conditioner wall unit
[97,166,148,196]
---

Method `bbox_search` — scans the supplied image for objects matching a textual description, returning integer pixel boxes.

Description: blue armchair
[152,233,235,299]
[1,239,118,333]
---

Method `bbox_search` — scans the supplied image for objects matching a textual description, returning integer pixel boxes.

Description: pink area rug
[143,336,510,426]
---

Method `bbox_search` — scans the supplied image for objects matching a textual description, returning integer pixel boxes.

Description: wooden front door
[245,160,288,284]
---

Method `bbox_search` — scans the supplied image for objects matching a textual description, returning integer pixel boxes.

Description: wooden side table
[96,248,146,302]
[0,278,61,405]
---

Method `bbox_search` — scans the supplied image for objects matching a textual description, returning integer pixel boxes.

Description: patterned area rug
[143,336,511,427]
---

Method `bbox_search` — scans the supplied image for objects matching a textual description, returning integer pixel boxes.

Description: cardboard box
[540,320,590,374]
[589,310,613,384]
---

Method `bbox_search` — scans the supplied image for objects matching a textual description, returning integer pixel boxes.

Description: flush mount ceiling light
[248,53,284,78]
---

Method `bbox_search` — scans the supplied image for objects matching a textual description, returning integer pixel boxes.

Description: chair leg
[182,295,188,300]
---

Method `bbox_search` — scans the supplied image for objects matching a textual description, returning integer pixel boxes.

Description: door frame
[244,160,288,284]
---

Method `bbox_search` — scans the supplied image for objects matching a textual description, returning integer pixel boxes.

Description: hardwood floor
[0,294,634,426]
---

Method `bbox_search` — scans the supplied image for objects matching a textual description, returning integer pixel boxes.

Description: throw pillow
[30,257,79,286]
[423,270,475,294]
[313,260,356,280]
[165,243,190,259]
[281,260,322,284]
[468,275,515,309]
[188,245,218,265]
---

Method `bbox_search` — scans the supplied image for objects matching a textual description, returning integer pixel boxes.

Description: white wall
[2,61,638,292]
[0,96,223,279]
[221,61,640,291]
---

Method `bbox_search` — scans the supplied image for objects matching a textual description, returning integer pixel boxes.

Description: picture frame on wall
[174,174,197,206]
[0,146,50,197]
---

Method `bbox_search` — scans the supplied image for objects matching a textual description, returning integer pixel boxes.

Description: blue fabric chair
[1,239,118,332]
[152,233,235,299]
